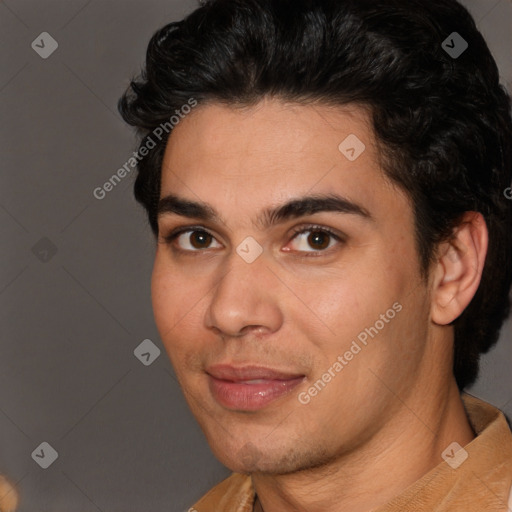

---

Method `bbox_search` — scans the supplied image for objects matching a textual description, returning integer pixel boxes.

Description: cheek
[295,259,412,365]
[151,263,197,377]
[298,269,383,336]
[151,258,198,344]
[151,262,175,333]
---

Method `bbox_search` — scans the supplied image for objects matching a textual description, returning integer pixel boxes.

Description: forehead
[159,98,407,225]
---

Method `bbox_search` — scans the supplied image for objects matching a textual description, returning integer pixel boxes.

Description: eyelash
[161,224,344,257]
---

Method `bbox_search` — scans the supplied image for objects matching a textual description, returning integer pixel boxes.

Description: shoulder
[0,475,18,512]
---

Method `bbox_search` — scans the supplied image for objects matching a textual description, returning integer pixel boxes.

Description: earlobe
[431,212,488,326]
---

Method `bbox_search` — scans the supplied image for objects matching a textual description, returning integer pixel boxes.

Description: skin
[151,97,487,512]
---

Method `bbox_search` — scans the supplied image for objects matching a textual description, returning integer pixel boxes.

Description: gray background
[0,0,511,510]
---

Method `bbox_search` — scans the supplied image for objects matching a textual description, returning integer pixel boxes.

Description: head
[119,0,512,474]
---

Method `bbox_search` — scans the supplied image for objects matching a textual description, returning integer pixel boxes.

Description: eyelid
[286,223,344,256]
[161,224,216,242]
[161,222,345,254]
[161,225,222,251]
[288,223,343,239]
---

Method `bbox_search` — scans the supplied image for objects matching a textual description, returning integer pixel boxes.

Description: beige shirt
[190,394,512,511]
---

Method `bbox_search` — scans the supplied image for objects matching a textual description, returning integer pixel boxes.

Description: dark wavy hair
[118,0,512,391]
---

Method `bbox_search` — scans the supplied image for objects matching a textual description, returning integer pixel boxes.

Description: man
[118,0,512,510]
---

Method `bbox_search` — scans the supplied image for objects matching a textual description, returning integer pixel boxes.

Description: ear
[431,212,488,326]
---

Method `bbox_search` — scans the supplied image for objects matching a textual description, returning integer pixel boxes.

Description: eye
[286,225,343,255]
[161,224,344,256]
[163,227,222,252]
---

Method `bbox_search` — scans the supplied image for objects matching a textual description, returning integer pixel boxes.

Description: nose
[204,248,284,339]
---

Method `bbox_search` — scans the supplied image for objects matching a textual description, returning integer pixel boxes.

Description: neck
[251,381,475,512]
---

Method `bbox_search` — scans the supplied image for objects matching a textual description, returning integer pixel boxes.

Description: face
[152,98,433,474]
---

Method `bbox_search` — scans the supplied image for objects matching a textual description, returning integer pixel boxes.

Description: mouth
[206,364,306,411]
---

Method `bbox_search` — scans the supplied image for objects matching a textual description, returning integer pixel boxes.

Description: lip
[206,364,304,381]
[206,364,305,411]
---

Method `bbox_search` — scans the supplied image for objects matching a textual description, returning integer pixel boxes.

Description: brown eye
[165,228,222,252]
[287,225,342,254]
[189,231,213,249]
[307,231,330,250]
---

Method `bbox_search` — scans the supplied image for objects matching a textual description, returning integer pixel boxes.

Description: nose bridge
[205,248,282,337]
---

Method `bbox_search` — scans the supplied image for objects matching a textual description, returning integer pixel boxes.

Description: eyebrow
[157,192,373,229]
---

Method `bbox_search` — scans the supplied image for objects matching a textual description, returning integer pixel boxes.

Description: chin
[212,437,328,476]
